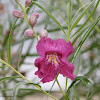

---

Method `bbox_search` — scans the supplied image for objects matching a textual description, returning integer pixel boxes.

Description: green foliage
[33,1,67,38]
[7,19,18,64]
[0,76,21,83]
[67,76,93,97]
[0,0,100,99]
[71,16,100,63]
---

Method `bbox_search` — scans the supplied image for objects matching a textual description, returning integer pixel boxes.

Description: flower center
[47,52,58,64]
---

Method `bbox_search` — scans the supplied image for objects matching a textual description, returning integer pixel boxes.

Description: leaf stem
[56,79,66,99]
[78,0,100,33]
[0,59,57,100]
[7,19,18,64]
[65,78,68,94]
[18,2,39,41]
[17,36,26,71]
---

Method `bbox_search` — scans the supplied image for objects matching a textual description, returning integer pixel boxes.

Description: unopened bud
[39,29,48,38]
[29,14,37,27]
[25,0,32,6]
[32,13,39,19]
[24,29,34,37]
[12,10,23,18]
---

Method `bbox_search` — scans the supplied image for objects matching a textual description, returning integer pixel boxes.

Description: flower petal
[52,39,74,57]
[36,37,52,56]
[58,57,76,80]
[36,38,74,57]
[34,57,57,83]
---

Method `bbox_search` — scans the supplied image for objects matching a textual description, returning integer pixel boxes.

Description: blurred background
[0,0,100,100]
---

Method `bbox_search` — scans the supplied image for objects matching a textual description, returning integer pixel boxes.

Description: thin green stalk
[67,1,71,41]
[32,28,38,41]
[71,0,100,38]
[46,73,59,100]
[18,2,38,41]
[17,36,26,71]
[33,1,67,38]
[0,59,57,100]
[72,25,90,45]
[56,79,66,99]
[2,66,7,100]
[18,2,28,21]
[65,78,68,94]
[71,16,100,64]
[70,0,74,21]
[7,19,18,64]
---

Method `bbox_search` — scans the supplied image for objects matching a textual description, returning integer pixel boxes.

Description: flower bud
[25,0,32,6]
[24,29,34,37]
[39,29,48,38]
[29,14,37,27]
[32,13,39,19]
[12,10,23,18]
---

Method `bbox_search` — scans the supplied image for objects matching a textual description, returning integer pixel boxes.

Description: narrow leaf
[12,82,41,100]
[13,82,26,100]
[7,19,18,64]
[71,16,100,64]
[71,0,99,38]
[67,76,93,97]
[70,0,94,32]
[0,76,21,83]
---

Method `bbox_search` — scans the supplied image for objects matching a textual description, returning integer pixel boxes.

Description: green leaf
[0,66,6,68]
[40,2,68,26]
[32,1,67,38]
[67,76,93,97]
[71,0,99,38]
[0,76,21,83]
[12,82,41,100]
[74,87,79,100]
[13,82,26,100]
[7,19,18,64]
[17,36,26,71]
[72,25,90,45]
[71,16,100,64]
[70,0,95,32]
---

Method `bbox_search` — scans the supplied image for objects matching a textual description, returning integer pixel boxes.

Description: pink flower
[34,37,76,83]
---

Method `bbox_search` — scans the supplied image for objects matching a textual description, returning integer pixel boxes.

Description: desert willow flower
[34,37,76,83]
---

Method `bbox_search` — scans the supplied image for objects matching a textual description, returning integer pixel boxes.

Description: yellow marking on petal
[53,53,58,64]
[48,54,52,61]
